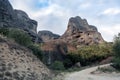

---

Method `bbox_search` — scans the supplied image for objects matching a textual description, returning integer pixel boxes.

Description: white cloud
[102,8,120,15]
[80,3,91,8]
[99,24,120,42]
[9,0,120,42]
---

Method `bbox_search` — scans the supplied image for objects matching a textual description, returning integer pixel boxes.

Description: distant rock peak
[61,16,104,45]
[38,30,60,42]
[69,16,97,31]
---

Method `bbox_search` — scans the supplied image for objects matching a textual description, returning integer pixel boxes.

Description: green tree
[113,33,120,69]
[50,61,65,70]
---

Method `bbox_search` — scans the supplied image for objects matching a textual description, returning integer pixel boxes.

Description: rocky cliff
[61,16,104,46]
[0,0,41,42]
[38,30,60,42]
[41,16,105,64]
[0,35,52,80]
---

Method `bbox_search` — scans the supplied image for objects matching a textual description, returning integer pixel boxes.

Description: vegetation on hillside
[65,43,113,67]
[112,33,120,69]
[50,61,65,70]
[0,27,115,71]
[0,27,43,60]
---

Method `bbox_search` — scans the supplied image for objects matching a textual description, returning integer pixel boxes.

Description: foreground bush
[28,44,43,60]
[8,29,33,47]
[113,33,120,69]
[50,61,65,70]
[0,28,33,46]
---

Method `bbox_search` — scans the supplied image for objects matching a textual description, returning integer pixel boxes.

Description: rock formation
[38,30,60,42]
[0,35,52,80]
[0,0,41,42]
[41,16,105,64]
[61,16,104,46]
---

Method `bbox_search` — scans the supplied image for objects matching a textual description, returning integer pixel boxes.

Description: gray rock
[61,16,104,45]
[38,30,60,42]
[0,0,42,43]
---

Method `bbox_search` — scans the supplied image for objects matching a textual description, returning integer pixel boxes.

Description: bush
[113,33,120,69]
[0,27,9,36]
[67,43,113,66]
[8,29,33,47]
[50,61,65,70]
[28,44,43,60]
[63,58,73,68]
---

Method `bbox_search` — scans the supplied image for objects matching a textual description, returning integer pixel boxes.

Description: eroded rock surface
[61,16,104,45]
[0,0,42,42]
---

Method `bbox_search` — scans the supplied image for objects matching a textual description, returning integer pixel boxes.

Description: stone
[5,71,12,77]
[0,72,4,78]
[0,66,6,72]
[74,62,81,68]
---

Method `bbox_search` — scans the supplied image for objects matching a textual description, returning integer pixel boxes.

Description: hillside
[0,35,52,80]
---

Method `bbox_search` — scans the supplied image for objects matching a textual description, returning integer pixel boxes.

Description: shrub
[113,33,120,69]
[0,27,9,36]
[63,58,73,68]
[67,43,112,66]
[28,44,43,60]
[50,61,65,70]
[0,28,43,61]
[8,29,33,47]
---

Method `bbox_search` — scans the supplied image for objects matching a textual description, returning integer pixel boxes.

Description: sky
[9,0,120,42]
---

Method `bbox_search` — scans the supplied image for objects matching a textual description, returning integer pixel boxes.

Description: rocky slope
[38,30,60,42]
[0,35,52,80]
[0,0,41,42]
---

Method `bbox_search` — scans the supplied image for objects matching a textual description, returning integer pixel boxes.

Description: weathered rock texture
[41,16,105,64]
[38,30,60,42]
[0,0,41,42]
[41,40,67,65]
[61,16,104,45]
[0,35,52,80]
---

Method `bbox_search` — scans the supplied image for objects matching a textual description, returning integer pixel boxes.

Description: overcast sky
[9,0,120,42]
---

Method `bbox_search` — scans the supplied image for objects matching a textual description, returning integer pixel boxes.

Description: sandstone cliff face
[0,0,41,42]
[0,35,52,80]
[61,16,104,46]
[38,30,60,42]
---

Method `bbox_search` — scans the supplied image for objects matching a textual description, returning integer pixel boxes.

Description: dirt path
[64,64,120,80]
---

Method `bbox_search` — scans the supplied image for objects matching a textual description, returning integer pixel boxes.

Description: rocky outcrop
[0,35,52,80]
[41,40,67,65]
[0,0,41,42]
[38,30,60,42]
[14,10,37,33]
[61,16,104,46]
[41,16,105,64]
